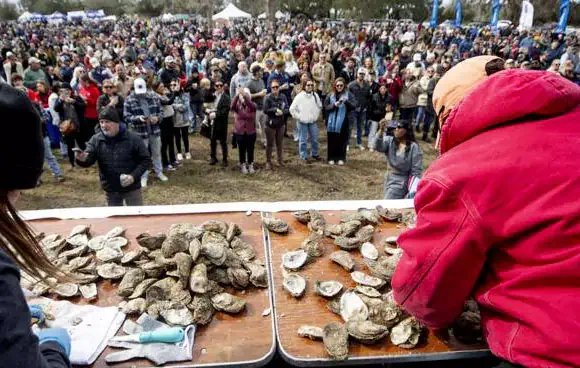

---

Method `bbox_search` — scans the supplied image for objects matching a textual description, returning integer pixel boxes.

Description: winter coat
[229,72,252,97]
[76,125,152,193]
[312,62,335,95]
[392,70,580,368]
[398,80,422,109]
[417,76,431,107]
[231,94,257,135]
[78,84,101,119]
[185,76,203,103]
[369,92,391,122]
[263,93,289,128]
[210,93,231,140]
[22,68,48,89]
[173,93,192,128]
[348,80,372,111]
[3,61,23,85]
[97,94,124,122]
[54,96,86,128]
[290,91,322,124]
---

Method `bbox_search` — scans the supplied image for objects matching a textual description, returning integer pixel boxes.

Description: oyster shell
[59,245,88,261]
[69,225,90,237]
[201,220,228,234]
[65,256,91,271]
[53,283,79,298]
[229,237,256,261]
[227,267,250,289]
[168,223,204,240]
[322,322,349,361]
[244,261,268,288]
[67,234,89,248]
[327,293,343,315]
[117,268,146,297]
[301,231,324,258]
[208,267,231,286]
[401,211,417,229]
[292,210,311,224]
[79,283,97,300]
[169,280,192,304]
[189,264,209,293]
[42,237,68,254]
[96,263,126,280]
[174,252,193,286]
[128,278,157,299]
[298,325,324,341]
[105,237,128,248]
[121,247,146,264]
[77,262,97,275]
[211,292,246,314]
[355,285,382,298]
[308,210,326,233]
[88,235,107,251]
[188,295,215,325]
[341,220,362,237]
[119,298,146,315]
[161,307,194,326]
[31,282,52,296]
[189,239,201,262]
[41,233,61,245]
[140,261,165,278]
[147,301,173,319]
[364,252,402,282]
[206,280,225,297]
[376,206,403,222]
[96,245,123,263]
[384,236,398,245]
[283,273,306,298]
[282,250,308,270]
[340,290,369,322]
[362,293,404,328]
[315,280,343,298]
[105,226,125,239]
[334,236,361,251]
[151,277,178,297]
[355,225,374,243]
[225,223,242,242]
[324,224,344,237]
[224,248,243,268]
[201,232,228,266]
[161,233,189,259]
[360,242,379,260]
[71,272,99,285]
[451,311,482,343]
[263,217,289,234]
[136,233,166,250]
[350,271,386,289]
[340,213,365,224]
[346,320,389,344]
[390,317,424,349]
[329,251,355,272]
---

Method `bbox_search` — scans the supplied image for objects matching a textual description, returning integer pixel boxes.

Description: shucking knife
[109,327,185,344]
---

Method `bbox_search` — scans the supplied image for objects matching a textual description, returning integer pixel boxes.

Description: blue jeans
[415,106,426,129]
[43,136,62,177]
[190,102,204,131]
[422,112,434,134]
[298,122,319,160]
[351,109,367,146]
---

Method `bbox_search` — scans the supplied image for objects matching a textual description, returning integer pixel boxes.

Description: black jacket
[369,92,391,122]
[96,94,124,121]
[185,76,203,103]
[0,248,70,368]
[76,126,151,193]
[263,93,289,128]
[348,80,372,111]
[209,93,231,140]
[159,68,180,86]
[54,96,86,127]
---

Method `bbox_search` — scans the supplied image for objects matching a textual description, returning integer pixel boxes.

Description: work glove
[120,174,135,188]
[38,327,72,356]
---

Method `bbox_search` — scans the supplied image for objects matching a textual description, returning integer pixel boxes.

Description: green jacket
[23,68,48,89]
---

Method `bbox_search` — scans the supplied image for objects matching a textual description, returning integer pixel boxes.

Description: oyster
[189,264,209,294]
[230,237,256,261]
[53,283,79,298]
[206,280,225,297]
[161,233,189,258]
[282,250,308,270]
[390,317,424,349]
[136,233,166,250]
[355,285,382,298]
[208,267,231,286]
[119,298,146,315]
[355,225,374,243]
[189,239,201,262]
[188,295,215,325]
[174,252,193,286]
[96,246,123,263]
[65,256,91,271]
[350,271,386,289]
[358,208,381,225]
[211,293,246,314]
[283,273,306,298]
[308,210,326,233]
[364,252,402,282]
[334,236,361,251]
[341,221,362,237]
[77,262,97,275]
[364,293,404,328]
[292,210,311,224]
[151,277,178,297]
[69,225,90,237]
[201,220,228,235]
[346,320,389,344]
[322,323,349,361]
[42,237,68,254]
[227,267,250,289]
[244,261,268,288]
[340,213,365,224]
[327,293,343,315]
[360,242,379,260]
[451,311,482,343]
[384,236,398,245]
[105,226,125,239]
[224,249,243,268]
[105,237,128,248]
[41,233,61,245]
[121,247,146,264]
[263,217,289,234]
[329,251,355,272]
[59,245,88,260]
[71,272,99,285]
[324,224,344,237]
[401,211,417,229]
[297,325,324,341]
[88,235,107,251]
[339,290,369,322]
[140,261,165,278]
[225,223,242,242]
[31,282,52,296]
[201,232,228,266]
[128,278,157,299]
[376,206,403,222]
[67,234,89,248]
[161,307,194,326]
[79,283,97,300]
[301,231,324,258]
[96,263,126,280]
[147,301,173,319]
[168,223,204,241]
[117,268,146,297]
[315,280,343,298]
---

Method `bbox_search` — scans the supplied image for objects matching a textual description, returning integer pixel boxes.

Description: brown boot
[266,162,273,170]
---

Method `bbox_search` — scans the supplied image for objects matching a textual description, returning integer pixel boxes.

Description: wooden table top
[30,212,275,368]
[267,211,489,366]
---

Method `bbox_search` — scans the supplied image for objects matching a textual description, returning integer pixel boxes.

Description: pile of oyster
[24,221,268,327]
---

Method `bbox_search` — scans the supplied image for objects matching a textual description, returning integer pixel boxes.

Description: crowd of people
[1,16,579,204]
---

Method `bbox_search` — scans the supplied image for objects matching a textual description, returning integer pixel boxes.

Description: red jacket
[78,84,101,119]
[392,70,580,368]
[231,94,256,135]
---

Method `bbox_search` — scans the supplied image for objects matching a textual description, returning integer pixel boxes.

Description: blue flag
[490,0,500,28]
[556,0,570,33]
[430,0,439,28]
[455,0,463,28]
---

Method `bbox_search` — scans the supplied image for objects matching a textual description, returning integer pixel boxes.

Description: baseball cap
[165,56,175,64]
[28,57,40,64]
[6,51,13,57]
[134,78,147,95]
[413,53,422,62]
[357,67,366,74]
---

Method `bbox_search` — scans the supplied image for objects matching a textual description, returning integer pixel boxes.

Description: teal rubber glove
[38,328,71,356]
[29,304,45,325]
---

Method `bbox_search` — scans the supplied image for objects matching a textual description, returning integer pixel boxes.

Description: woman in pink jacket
[392,56,580,368]
[231,88,257,174]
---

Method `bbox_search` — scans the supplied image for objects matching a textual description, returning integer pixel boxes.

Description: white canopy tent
[67,11,87,21]
[86,10,105,20]
[18,12,32,23]
[258,10,289,19]
[161,13,175,22]
[47,12,67,24]
[212,4,251,20]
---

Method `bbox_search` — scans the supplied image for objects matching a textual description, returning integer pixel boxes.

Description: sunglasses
[103,85,113,89]
[306,83,314,86]
[271,85,279,89]
[336,84,344,87]
[215,83,224,87]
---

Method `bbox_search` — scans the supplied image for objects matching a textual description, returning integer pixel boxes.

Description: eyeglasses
[216,84,224,87]
[336,84,344,87]
[306,83,314,87]
[103,85,113,89]
[271,86,279,89]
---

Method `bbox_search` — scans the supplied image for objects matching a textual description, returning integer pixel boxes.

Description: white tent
[257,10,288,19]
[258,12,266,19]
[48,12,66,23]
[67,11,87,21]
[212,4,251,20]
[18,12,32,23]
[86,9,105,19]
[161,13,175,22]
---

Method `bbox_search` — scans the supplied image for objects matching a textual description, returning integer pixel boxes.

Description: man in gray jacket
[230,61,251,97]
[348,68,372,150]
[247,64,267,147]
[75,106,152,206]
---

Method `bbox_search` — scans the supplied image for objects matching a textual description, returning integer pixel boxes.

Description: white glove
[120,174,134,188]
[209,112,216,120]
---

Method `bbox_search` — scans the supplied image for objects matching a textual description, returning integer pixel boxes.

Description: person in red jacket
[78,75,101,145]
[392,55,580,368]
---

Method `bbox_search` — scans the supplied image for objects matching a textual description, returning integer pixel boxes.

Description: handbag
[199,119,211,139]
[59,119,77,137]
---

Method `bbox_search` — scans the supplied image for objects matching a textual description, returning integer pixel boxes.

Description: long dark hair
[395,119,416,153]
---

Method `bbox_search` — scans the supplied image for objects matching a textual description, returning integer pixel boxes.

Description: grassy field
[18,123,438,211]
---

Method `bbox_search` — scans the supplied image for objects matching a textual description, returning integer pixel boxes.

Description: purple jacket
[231,94,256,135]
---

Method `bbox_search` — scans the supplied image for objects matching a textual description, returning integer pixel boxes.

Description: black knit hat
[0,83,44,190]
[99,106,120,123]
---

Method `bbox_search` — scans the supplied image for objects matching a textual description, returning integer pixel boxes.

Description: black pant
[236,133,256,164]
[327,120,349,162]
[105,189,143,206]
[399,107,416,122]
[81,118,98,146]
[174,126,189,154]
[210,136,228,162]
[64,132,86,167]
[265,125,284,163]
[160,117,176,167]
